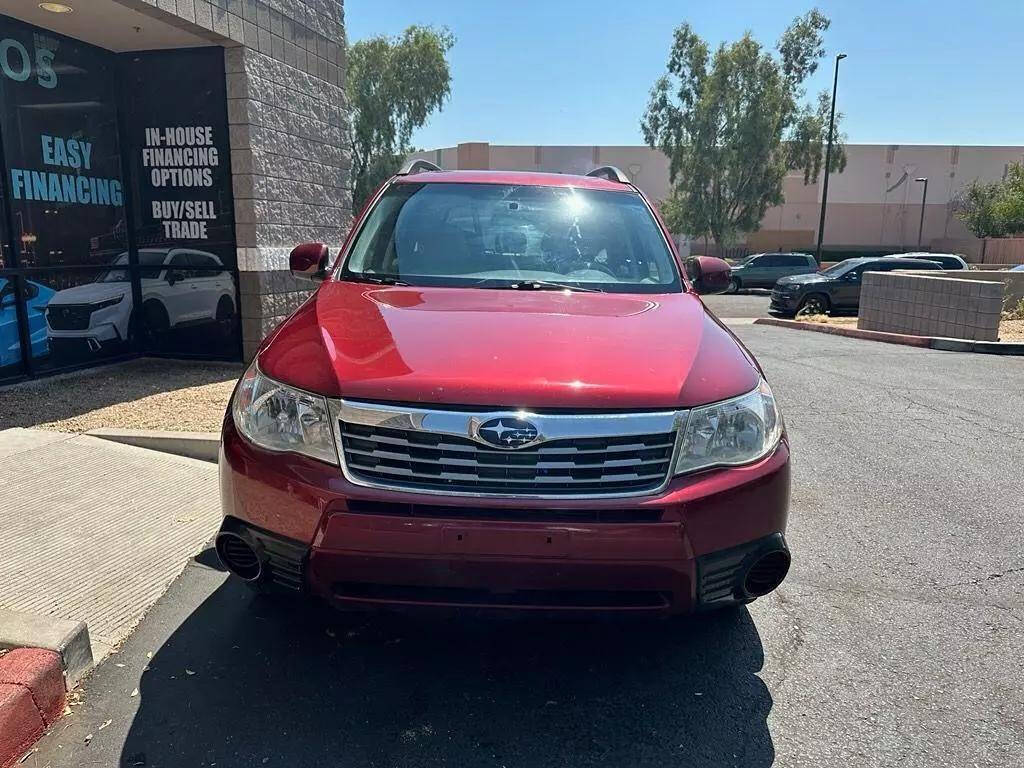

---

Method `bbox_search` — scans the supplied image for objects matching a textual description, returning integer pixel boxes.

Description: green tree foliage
[955,162,1024,238]
[347,26,455,209]
[641,9,846,243]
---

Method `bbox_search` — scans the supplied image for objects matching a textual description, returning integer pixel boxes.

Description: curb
[753,318,1024,355]
[0,649,66,768]
[0,609,93,690]
[86,428,220,462]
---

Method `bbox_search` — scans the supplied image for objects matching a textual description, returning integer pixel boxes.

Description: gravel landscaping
[0,359,243,433]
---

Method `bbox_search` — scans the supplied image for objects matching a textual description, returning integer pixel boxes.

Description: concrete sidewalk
[0,429,220,663]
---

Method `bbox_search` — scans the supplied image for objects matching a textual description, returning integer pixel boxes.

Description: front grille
[344,499,664,523]
[46,304,93,330]
[339,421,677,496]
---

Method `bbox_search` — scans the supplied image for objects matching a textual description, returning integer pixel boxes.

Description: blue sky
[346,1,1024,149]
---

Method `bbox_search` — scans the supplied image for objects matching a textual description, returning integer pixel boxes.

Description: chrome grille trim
[330,400,687,499]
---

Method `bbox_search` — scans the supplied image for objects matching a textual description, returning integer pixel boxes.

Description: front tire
[797,293,830,316]
[724,277,741,294]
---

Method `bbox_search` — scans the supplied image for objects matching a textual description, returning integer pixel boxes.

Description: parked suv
[216,163,792,617]
[45,248,235,350]
[770,256,943,316]
[725,252,817,292]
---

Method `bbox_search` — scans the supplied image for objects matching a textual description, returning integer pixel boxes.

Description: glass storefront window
[0,16,240,379]
[0,18,126,271]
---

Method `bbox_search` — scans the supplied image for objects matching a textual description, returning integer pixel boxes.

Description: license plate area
[442,526,569,557]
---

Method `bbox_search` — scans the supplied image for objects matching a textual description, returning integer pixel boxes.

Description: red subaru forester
[216,162,791,616]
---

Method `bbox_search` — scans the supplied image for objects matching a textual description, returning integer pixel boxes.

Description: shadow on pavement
[120,569,774,767]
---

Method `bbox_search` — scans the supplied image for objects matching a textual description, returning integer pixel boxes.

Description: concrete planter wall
[858,272,1003,341]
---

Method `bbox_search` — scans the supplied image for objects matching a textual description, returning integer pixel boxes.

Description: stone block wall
[859,272,1004,341]
[125,0,351,361]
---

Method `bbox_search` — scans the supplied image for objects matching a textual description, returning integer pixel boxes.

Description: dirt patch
[794,314,858,327]
[999,319,1024,341]
[0,358,243,433]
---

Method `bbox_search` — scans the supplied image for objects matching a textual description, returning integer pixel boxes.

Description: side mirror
[166,270,184,286]
[685,256,732,295]
[290,242,330,282]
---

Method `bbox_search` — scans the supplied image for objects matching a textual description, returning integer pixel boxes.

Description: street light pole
[814,53,846,265]
[915,177,928,249]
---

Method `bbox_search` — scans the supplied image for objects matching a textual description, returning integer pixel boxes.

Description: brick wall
[859,272,1004,341]
[128,0,351,361]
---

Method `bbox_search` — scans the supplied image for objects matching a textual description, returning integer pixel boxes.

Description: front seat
[397,222,472,277]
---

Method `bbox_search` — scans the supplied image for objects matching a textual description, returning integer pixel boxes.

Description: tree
[347,26,455,209]
[953,180,1006,239]
[954,162,1024,239]
[641,9,846,244]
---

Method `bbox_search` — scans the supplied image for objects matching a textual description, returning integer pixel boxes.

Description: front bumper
[218,415,791,615]
[769,290,800,315]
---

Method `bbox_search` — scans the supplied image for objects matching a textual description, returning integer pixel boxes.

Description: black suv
[770,257,943,316]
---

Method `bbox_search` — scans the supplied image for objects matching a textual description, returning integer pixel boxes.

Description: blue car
[0,278,55,369]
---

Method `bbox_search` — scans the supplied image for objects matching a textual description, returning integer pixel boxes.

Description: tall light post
[914,177,928,249]
[814,52,847,265]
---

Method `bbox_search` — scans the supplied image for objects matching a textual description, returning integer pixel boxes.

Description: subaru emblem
[475,416,540,450]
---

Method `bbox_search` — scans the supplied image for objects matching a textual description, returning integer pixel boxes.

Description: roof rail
[585,166,632,184]
[398,158,443,176]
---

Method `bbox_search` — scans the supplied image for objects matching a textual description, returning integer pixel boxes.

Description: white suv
[45,248,236,350]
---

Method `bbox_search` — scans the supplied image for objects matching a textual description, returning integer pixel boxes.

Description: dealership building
[0,0,350,383]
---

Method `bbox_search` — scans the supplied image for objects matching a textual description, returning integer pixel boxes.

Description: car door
[743,254,771,287]
[186,252,223,320]
[163,251,201,324]
[831,264,866,309]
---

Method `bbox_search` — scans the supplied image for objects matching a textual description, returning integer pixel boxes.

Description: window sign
[121,47,239,359]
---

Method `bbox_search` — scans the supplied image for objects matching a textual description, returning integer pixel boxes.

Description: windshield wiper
[489,280,603,293]
[343,273,411,286]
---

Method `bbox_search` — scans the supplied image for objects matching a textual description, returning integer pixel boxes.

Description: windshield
[96,250,168,282]
[341,183,681,293]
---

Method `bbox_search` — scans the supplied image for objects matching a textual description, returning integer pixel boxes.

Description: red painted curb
[0,649,65,768]
[754,318,934,348]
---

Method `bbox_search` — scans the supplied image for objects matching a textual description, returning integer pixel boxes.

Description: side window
[167,252,195,279]
[759,254,780,267]
[189,253,223,275]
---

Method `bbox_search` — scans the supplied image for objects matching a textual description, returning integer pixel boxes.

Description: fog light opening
[742,549,791,598]
[215,531,263,581]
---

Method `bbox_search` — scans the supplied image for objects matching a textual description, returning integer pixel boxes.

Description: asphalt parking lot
[31,326,1024,768]
[703,291,772,318]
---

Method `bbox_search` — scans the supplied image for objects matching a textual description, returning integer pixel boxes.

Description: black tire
[216,295,235,321]
[797,293,830,316]
[724,277,741,294]
[142,299,170,334]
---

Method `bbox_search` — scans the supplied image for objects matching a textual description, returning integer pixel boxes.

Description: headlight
[93,295,125,309]
[673,378,783,475]
[231,363,338,465]
[782,284,800,292]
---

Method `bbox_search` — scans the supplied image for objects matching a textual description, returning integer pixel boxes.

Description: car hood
[775,272,829,287]
[48,282,129,305]
[257,282,761,409]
